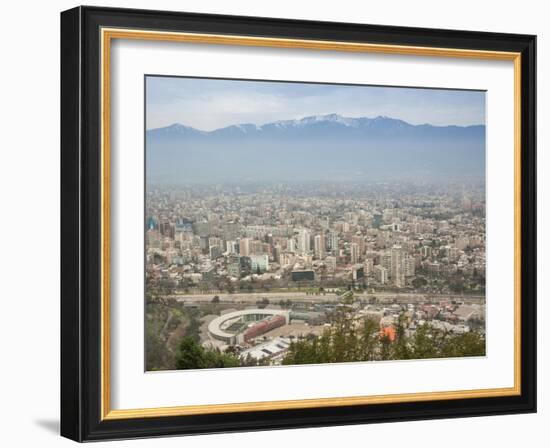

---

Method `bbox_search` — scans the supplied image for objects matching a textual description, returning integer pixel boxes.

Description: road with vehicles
[172,291,485,305]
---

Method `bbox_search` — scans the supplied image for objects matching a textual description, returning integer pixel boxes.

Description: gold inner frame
[100,27,522,420]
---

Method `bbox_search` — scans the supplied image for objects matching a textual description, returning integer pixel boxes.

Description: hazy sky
[146,76,486,131]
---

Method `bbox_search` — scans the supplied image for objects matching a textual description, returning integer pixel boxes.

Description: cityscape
[145,77,486,371]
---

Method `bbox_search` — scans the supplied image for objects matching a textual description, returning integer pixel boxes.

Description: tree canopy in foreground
[174,309,485,370]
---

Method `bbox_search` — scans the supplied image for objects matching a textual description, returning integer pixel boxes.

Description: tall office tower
[298,229,311,255]
[314,233,326,260]
[287,238,296,253]
[391,244,405,287]
[329,231,339,253]
[350,242,360,264]
[146,216,158,230]
[239,238,250,256]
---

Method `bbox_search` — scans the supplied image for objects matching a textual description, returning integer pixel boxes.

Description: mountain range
[146,114,485,183]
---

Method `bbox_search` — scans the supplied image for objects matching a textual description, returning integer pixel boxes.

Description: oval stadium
[207,309,290,345]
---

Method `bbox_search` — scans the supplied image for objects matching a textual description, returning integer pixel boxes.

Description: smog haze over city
[145,76,487,372]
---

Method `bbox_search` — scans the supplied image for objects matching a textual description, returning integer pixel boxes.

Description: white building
[314,233,326,259]
[298,229,311,254]
[404,255,416,277]
[391,245,405,287]
[329,231,339,253]
[250,254,269,272]
[374,265,388,284]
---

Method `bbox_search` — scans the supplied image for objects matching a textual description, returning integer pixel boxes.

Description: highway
[172,291,485,304]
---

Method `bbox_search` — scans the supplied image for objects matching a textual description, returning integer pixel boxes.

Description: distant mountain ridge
[148,113,484,137]
[146,114,485,183]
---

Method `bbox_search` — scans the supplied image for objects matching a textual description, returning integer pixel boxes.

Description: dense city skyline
[145,77,486,371]
[145,181,486,371]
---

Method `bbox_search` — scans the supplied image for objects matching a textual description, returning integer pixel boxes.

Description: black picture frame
[61,5,536,442]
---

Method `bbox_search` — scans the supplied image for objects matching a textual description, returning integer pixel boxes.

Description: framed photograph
[60,6,536,441]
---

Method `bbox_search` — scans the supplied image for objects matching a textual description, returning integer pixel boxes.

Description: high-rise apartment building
[374,265,388,284]
[314,233,326,259]
[298,229,311,255]
[404,255,416,277]
[350,242,360,264]
[287,238,296,253]
[250,254,269,273]
[391,245,405,287]
[329,231,339,253]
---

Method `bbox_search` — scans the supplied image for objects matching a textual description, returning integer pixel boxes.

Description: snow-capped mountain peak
[268,113,358,129]
[146,114,486,183]
[148,114,482,137]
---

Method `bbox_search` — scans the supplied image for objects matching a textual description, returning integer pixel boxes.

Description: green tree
[175,337,241,370]
[256,297,270,309]
[441,330,485,357]
[412,277,428,289]
[393,314,411,360]
[281,312,485,366]
[175,337,206,370]
[410,324,447,359]
[379,334,393,360]
[358,318,380,361]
